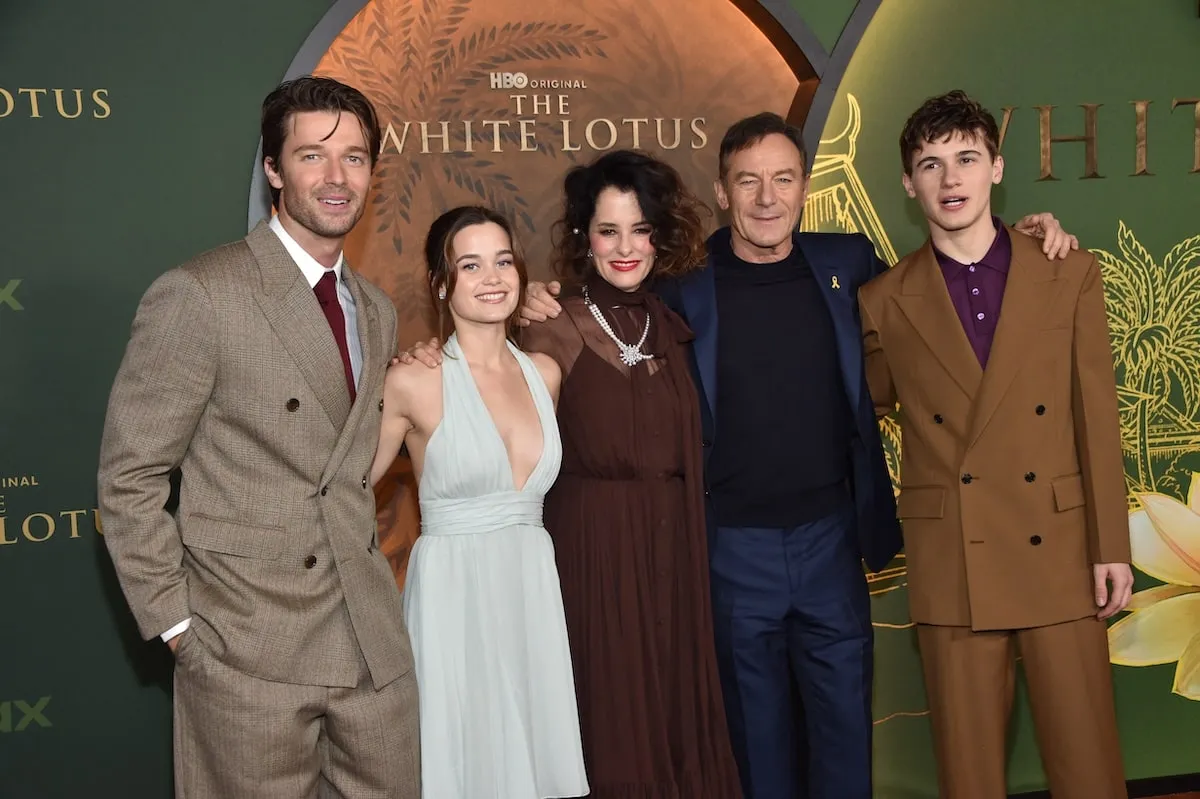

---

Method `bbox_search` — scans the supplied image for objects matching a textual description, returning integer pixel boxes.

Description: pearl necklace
[582,285,654,367]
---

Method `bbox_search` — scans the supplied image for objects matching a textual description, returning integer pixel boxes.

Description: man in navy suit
[408,112,1076,799]
[652,114,903,799]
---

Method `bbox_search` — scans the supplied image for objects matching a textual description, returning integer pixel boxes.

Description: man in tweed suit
[98,77,419,798]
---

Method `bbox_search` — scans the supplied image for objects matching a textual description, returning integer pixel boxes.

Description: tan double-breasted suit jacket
[858,229,1130,631]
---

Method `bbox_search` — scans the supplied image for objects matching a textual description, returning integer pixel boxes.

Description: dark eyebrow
[292,143,370,156]
[454,248,513,263]
[732,168,795,180]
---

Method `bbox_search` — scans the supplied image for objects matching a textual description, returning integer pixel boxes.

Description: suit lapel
[796,237,862,413]
[347,266,380,409]
[319,265,382,486]
[894,241,983,401]
[679,266,718,420]
[966,230,1061,447]
[247,222,352,431]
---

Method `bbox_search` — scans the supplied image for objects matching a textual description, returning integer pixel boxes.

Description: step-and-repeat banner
[2,1,1197,795]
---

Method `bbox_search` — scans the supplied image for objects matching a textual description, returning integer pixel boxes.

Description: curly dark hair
[899,90,1000,176]
[550,150,710,284]
[424,206,529,341]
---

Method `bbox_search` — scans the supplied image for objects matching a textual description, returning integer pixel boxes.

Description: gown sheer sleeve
[517,302,586,380]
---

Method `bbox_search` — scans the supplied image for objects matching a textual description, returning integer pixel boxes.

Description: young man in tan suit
[858,90,1133,799]
[98,77,419,798]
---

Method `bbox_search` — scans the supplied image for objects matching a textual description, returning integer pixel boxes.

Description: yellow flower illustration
[1108,472,1200,700]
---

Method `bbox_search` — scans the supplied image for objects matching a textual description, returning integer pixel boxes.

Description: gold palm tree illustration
[1090,224,1200,494]
[317,0,608,319]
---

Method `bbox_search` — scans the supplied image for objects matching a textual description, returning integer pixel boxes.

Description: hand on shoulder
[392,336,444,369]
[518,280,563,326]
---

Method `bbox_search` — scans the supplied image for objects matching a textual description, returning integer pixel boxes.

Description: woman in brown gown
[520,150,742,798]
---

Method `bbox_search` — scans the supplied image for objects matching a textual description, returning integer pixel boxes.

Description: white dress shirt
[269,214,363,386]
[159,217,363,644]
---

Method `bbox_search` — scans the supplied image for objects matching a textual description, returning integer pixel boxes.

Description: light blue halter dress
[402,334,589,798]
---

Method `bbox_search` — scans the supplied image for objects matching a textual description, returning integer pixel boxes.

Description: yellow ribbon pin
[831,276,841,290]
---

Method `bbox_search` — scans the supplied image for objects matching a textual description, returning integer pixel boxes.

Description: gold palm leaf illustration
[1091,225,1200,496]
[325,1,607,235]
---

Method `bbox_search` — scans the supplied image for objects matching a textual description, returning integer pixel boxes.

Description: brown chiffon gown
[521,274,742,798]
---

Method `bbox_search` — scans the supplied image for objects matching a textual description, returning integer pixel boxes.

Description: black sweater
[707,239,854,528]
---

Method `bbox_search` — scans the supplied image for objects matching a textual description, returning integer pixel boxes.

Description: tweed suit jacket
[98,220,413,689]
[858,228,1131,631]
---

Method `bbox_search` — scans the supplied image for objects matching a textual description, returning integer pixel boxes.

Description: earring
[438,286,447,300]
[587,248,594,258]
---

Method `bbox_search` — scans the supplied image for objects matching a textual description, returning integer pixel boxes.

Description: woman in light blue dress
[370,205,588,798]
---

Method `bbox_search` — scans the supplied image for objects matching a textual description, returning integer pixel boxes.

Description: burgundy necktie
[314,270,356,402]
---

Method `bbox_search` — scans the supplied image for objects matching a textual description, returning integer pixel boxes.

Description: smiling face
[902,129,1003,237]
[587,187,657,292]
[443,221,522,328]
[714,132,809,263]
[264,109,372,242]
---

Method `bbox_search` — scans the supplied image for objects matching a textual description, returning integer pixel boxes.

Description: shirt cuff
[160,618,191,642]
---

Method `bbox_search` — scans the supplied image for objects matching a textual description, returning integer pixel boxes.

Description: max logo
[0,697,51,732]
[0,279,22,311]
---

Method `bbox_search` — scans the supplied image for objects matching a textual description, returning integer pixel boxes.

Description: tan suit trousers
[917,616,1126,799]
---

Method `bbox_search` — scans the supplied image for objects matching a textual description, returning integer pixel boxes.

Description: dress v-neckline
[453,336,547,493]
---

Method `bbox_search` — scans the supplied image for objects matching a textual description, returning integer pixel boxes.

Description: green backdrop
[800,2,1200,794]
[0,3,342,795]
[1,1,1196,796]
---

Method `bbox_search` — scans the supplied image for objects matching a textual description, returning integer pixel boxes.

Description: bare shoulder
[527,350,562,392]
[383,359,441,406]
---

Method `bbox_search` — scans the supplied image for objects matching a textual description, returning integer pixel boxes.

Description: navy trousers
[711,502,873,799]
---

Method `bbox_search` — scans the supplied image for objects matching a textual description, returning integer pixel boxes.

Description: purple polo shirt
[934,217,1012,367]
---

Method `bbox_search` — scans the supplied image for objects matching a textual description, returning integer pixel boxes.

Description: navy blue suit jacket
[656,228,902,573]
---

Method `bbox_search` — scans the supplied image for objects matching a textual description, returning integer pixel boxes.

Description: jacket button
[933,414,943,424]
[1029,535,1042,546]
[378,399,384,411]
[1025,472,1036,482]
[1036,405,1046,415]
[702,438,712,447]
[304,555,317,568]
[362,476,368,489]
[286,398,300,412]
[320,486,328,496]
[961,473,973,484]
